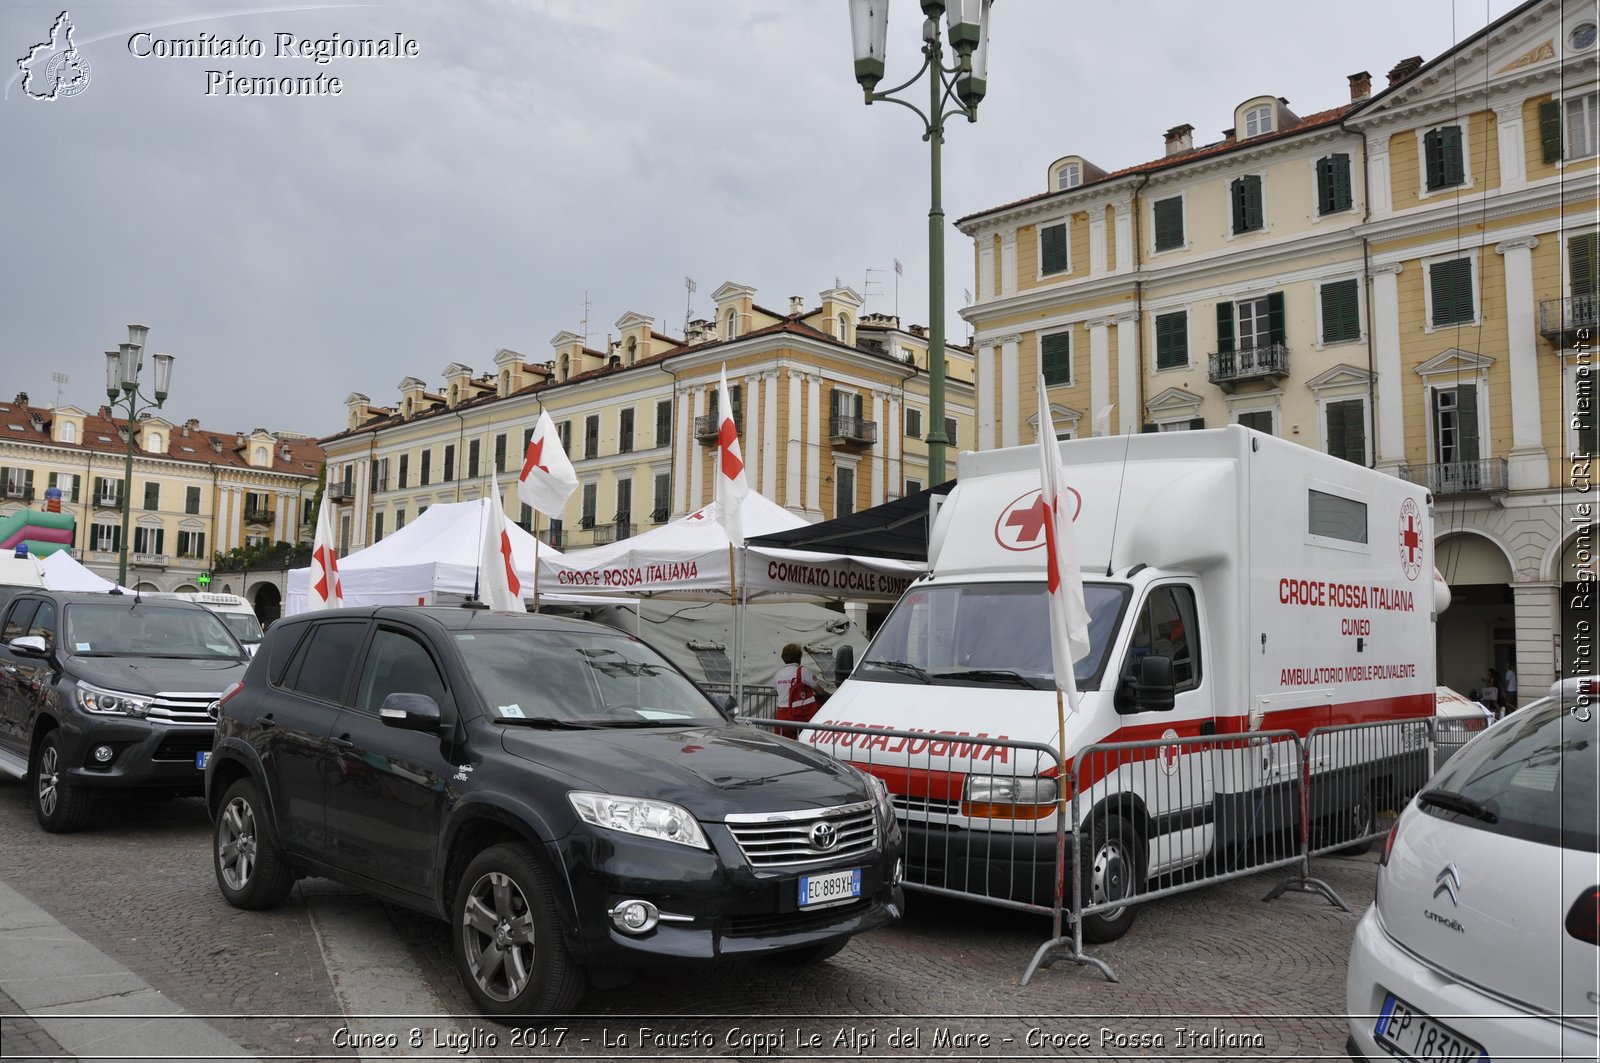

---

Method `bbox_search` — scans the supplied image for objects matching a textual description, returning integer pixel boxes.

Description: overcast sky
[2,0,1523,440]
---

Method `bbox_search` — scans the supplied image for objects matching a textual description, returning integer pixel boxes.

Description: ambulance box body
[810,427,1436,935]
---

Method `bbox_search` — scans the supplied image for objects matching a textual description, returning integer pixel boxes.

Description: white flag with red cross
[1036,371,1090,705]
[516,409,578,518]
[479,471,526,612]
[714,363,750,545]
[305,493,344,612]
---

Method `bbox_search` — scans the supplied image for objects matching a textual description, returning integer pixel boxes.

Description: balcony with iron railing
[328,482,356,501]
[3,485,35,502]
[94,493,123,509]
[242,507,274,525]
[592,519,635,546]
[1538,293,1598,347]
[828,413,878,447]
[1397,458,1509,496]
[545,528,565,550]
[1208,342,1289,392]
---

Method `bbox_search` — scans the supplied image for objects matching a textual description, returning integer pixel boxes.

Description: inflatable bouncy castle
[0,486,76,558]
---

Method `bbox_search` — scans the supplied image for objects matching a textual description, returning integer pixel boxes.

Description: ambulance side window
[1126,586,1201,692]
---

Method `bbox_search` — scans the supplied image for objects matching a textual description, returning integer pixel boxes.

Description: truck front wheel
[34,731,93,833]
[1079,814,1141,943]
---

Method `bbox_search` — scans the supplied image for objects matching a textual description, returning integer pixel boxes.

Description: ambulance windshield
[856,582,1128,690]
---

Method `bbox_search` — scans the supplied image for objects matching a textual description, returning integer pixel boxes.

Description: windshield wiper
[933,668,1044,689]
[1417,788,1499,824]
[864,659,931,684]
[589,718,688,728]
[492,716,589,729]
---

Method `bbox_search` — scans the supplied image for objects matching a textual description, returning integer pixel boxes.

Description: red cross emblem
[500,528,521,597]
[312,544,341,603]
[520,437,547,481]
[718,418,744,480]
[994,488,1082,552]
[1398,497,1422,581]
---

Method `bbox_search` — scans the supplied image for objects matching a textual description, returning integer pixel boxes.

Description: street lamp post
[104,325,174,586]
[848,0,992,484]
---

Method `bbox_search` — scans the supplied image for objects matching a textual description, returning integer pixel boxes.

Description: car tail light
[212,682,244,719]
[1378,819,1401,868]
[1566,887,1600,946]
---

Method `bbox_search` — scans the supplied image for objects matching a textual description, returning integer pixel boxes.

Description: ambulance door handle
[1199,720,1215,736]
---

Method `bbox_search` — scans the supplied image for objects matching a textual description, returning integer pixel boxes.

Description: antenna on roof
[963,289,974,342]
[684,276,697,334]
[894,258,904,320]
[51,371,68,409]
[579,291,593,349]
[863,266,884,311]
[463,498,489,609]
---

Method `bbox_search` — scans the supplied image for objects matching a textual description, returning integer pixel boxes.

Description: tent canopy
[38,551,130,593]
[543,492,921,602]
[285,499,563,613]
[747,481,954,562]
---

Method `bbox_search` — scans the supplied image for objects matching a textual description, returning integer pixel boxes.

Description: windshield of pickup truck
[64,603,244,659]
[216,611,264,644]
[855,582,1129,690]
[454,629,726,726]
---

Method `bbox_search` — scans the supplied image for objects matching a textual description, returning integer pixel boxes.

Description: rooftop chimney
[1348,71,1371,101]
[1387,56,1423,87]
[13,392,28,407]
[789,296,804,316]
[1164,123,1194,156]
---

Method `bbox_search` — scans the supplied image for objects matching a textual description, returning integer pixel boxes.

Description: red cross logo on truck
[994,488,1082,552]
[1398,497,1422,581]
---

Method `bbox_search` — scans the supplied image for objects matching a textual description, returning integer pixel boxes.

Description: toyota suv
[0,590,249,831]
[205,606,903,1017]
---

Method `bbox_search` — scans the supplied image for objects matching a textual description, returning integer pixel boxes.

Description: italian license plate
[798,868,861,909]
[1374,993,1488,1062]
[195,751,210,770]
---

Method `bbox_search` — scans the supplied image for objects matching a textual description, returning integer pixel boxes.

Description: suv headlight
[75,681,153,718]
[857,768,894,823]
[962,775,1058,820]
[568,792,709,849]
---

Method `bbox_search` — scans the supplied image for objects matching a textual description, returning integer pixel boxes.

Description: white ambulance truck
[808,426,1437,939]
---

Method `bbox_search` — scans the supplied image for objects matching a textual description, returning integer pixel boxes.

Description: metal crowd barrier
[703,682,778,720]
[742,714,1455,985]
[1432,714,1487,769]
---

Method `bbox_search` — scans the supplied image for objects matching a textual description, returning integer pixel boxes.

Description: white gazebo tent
[285,499,565,614]
[38,550,132,593]
[539,492,921,602]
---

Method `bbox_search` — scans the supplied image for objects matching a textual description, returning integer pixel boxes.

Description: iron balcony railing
[94,493,123,509]
[1398,458,1509,496]
[329,482,356,500]
[828,414,878,446]
[1538,293,1598,344]
[693,415,719,443]
[592,520,635,546]
[242,508,273,525]
[1208,342,1290,390]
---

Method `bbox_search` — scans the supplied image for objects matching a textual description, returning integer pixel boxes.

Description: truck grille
[146,691,223,725]
[724,802,878,869]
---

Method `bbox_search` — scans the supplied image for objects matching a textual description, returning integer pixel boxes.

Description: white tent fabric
[39,551,130,593]
[285,499,564,614]
[543,492,922,602]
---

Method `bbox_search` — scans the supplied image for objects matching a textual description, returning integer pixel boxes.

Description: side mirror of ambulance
[1132,655,1177,713]
[834,645,856,685]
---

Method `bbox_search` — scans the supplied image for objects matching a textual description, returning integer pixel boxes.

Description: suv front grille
[724,802,878,869]
[147,691,222,725]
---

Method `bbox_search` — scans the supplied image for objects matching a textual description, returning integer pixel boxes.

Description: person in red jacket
[772,643,826,739]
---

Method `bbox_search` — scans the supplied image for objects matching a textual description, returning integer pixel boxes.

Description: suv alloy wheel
[453,844,585,1016]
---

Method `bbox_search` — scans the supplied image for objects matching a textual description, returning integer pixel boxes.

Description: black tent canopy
[745,481,954,563]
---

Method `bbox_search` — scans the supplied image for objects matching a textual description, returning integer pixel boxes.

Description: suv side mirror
[1132,655,1176,713]
[716,693,739,718]
[379,692,442,732]
[8,635,49,658]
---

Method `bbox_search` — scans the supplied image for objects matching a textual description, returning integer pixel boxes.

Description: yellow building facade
[320,282,975,555]
[958,0,1597,694]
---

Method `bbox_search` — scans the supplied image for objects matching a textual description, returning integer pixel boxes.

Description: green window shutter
[1426,126,1465,189]
[1540,99,1563,163]
[1155,312,1188,370]
[1153,198,1183,251]
[1321,279,1360,343]
[1232,175,1263,232]
[1326,399,1366,464]
[1570,232,1599,299]
[1267,291,1286,345]
[1319,154,1352,213]
[1215,302,1235,353]
[1041,332,1072,385]
[1456,384,1480,462]
[1430,259,1474,326]
[1041,223,1068,274]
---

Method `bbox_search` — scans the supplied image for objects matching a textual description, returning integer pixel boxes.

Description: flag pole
[1052,684,1068,945]
[533,512,542,612]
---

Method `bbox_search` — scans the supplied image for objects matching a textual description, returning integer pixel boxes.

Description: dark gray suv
[0,590,249,831]
[206,606,903,1017]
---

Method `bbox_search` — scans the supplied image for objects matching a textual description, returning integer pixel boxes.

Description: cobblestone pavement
[0,774,1375,1061]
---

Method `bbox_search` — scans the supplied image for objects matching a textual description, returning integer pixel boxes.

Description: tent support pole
[533,513,541,611]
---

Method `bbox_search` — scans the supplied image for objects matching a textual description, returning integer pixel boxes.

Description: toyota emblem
[809,821,839,851]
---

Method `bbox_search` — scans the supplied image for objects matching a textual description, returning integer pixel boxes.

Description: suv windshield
[855,581,1130,690]
[1425,695,1597,853]
[64,602,243,659]
[454,629,726,727]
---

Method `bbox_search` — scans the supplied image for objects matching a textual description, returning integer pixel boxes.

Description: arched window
[837,312,851,344]
[254,446,268,465]
[499,369,510,395]
[559,354,570,380]
[448,383,459,405]
[724,308,738,341]
[147,432,164,452]
[626,336,638,365]
[403,397,414,417]
[1056,162,1082,190]
[58,422,77,443]
[1244,105,1274,137]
